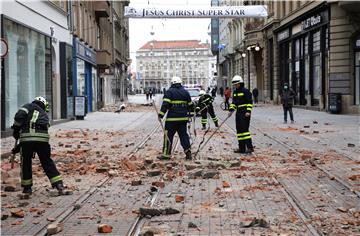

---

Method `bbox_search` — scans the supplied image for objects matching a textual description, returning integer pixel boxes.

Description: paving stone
[47,223,63,235]
[202,170,219,179]
[147,169,161,177]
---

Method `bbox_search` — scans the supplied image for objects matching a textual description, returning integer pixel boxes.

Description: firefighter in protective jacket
[12,97,64,194]
[196,90,219,130]
[229,75,254,153]
[158,76,193,160]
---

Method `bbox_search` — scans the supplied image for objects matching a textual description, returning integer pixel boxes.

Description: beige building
[222,1,360,114]
[136,40,215,92]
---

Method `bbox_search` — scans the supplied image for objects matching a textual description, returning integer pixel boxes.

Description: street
[1,95,359,235]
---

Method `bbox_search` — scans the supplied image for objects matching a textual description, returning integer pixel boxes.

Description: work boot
[22,186,32,195]
[185,150,192,161]
[214,121,219,127]
[233,149,246,154]
[202,124,206,130]
[246,148,254,153]
[291,120,294,124]
[55,183,64,195]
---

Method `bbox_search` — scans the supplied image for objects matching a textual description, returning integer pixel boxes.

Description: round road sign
[1,39,9,58]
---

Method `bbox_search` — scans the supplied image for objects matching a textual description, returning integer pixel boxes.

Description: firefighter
[196,90,219,130]
[229,75,254,154]
[11,96,64,194]
[158,76,193,160]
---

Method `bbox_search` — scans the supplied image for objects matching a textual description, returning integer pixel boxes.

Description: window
[355,37,360,105]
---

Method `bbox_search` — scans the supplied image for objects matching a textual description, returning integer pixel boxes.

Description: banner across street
[124,5,268,18]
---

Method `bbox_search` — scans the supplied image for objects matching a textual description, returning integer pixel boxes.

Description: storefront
[60,42,73,118]
[354,34,360,106]
[72,38,97,113]
[1,16,52,131]
[276,8,329,109]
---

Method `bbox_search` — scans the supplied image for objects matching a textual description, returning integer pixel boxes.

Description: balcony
[96,50,111,66]
[339,1,360,13]
[94,1,110,18]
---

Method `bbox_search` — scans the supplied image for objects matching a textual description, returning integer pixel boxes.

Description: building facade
[219,1,360,114]
[1,0,130,136]
[1,0,72,133]
[136,40,215,92]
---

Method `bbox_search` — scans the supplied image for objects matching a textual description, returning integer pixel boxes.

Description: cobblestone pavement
[1,95,359,235]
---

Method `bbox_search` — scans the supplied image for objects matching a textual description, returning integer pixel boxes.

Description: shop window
[77,59,85,95]
[313,54,321,105]
[355,47,360,105]
[313,31,321,52]
[3,19,51,128]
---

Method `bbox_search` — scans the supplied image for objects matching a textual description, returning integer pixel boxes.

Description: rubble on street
[1,97,359,235]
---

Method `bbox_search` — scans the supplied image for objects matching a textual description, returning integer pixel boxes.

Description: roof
[139,40,209,50]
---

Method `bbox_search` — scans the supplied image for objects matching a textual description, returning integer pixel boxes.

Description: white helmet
[171,76,182,85]
[34,96,49,112]
[232,75,244,85]
[199,90,206,96]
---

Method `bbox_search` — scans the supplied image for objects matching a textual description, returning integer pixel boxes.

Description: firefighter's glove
[11,145,20,154]
[12,129,20,140]
[158,114,163,122]
[245,112,251,117]
[195,107,200,112]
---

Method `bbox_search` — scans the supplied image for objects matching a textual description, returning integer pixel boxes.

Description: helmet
[34,96,49,112]
[232,75,244,85]
[199,90,206,96]
[171,76,182,85]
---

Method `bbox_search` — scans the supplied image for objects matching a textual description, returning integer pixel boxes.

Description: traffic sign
[1,38,8,58]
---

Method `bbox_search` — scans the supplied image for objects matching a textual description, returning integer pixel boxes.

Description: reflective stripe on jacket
[13,102,50,143]
[159,84,193,122]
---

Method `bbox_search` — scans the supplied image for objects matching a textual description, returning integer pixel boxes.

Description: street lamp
[241,52,246,79]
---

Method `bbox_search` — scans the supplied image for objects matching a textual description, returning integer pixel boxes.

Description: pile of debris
[100,103,153,113]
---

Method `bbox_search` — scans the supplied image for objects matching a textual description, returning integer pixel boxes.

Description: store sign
[1,38,9,58]
[302,15,321,30]
[124,5,268,18]
[76,41,96,65]
[277,29,289,42]
[74,96,86,118]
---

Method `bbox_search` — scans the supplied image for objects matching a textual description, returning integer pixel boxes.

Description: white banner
[125,6,268,18]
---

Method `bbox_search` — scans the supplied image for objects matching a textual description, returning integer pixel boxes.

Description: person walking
[219,87,224,97]
[252,88,259,104]
[224,87,231,110]
[280,83,295,124]
[229,75,254,154]
[149,89,153,99]
[11,97,64,194]
[196,90,219,130]
[158,76,193,160]
[145,89,149,100]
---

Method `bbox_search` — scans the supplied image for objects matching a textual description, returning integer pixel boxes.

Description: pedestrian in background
[219,87,224,97]
[280,83,295,124]
[224,87,231,110]
[11,97,64,195]
[211,87,216,97]
[252,88,259,104]
[145,89,149,100]
[229,75,254,154]
[149,89,153,100]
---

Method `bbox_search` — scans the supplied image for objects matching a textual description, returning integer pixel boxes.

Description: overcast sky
[129,0,212,71]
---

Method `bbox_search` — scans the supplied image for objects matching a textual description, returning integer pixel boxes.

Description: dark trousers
[224,97,230,110]
[235,112,253,152]
[20,142,62,188]
[163,121,190,157]
[253,96,258,104]
[283,106,294,122]
[200,105,218,125]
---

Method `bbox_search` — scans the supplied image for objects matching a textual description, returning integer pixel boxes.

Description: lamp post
[241,52,246,79]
